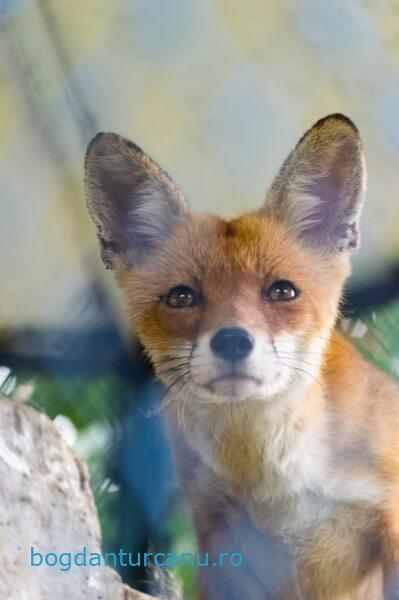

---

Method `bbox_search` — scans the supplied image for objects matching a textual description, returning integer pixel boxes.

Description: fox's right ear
[84,133,189,269]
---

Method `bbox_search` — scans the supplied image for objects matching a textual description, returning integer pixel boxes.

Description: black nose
[210,327,254,362]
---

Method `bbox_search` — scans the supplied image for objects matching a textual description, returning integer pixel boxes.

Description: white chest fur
[179,393,384,539]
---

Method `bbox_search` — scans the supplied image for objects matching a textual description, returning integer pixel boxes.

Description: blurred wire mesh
[1,0,399,597]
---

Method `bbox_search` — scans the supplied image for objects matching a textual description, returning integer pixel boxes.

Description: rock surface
[0,395,157,600]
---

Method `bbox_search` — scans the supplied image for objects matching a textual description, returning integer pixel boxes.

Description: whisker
[305,332,345,350]
[163,371,191,395]
[274,355,323,370]
[277,361,327,402]
[276,349,326,356]
[154,355,192,366]
[156,362,192,377]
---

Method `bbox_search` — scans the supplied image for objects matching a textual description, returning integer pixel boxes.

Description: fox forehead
[124,211,347,289]
[117,211,350,346]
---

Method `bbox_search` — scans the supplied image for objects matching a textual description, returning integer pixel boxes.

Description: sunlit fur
[86,116,399,599]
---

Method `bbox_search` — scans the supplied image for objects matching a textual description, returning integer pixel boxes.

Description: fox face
[85,114,365,405]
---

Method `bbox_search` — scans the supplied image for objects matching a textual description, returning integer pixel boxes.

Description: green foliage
[343,300,399,381]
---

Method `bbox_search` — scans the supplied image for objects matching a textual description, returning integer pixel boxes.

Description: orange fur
[85,115,399,599]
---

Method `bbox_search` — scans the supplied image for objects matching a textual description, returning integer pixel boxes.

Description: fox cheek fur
[85,115,399,598]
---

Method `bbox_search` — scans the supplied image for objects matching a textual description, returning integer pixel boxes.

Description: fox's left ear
[84,133,189,269]
[263,114,366,252]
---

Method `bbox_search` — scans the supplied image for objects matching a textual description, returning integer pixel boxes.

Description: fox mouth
[205,373,262,393]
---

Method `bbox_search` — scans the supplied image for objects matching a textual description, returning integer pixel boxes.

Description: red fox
[85,115,399,599]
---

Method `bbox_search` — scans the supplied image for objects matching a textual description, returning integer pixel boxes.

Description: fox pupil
[265,280,298,302]
[166,285,196,308]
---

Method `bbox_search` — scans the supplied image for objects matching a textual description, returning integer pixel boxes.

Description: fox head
[85,115,365,405]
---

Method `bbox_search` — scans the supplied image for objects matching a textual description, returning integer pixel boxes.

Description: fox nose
[210,327,254,362]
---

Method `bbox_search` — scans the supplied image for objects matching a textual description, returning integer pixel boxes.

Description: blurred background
[1,0,399,596]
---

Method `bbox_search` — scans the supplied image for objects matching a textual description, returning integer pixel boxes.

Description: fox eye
[264,280,298,302]
[165,285,196,308]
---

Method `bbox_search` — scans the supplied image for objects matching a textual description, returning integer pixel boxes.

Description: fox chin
[84,115,399,599]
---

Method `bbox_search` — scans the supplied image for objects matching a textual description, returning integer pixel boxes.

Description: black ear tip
[88,131,106,147]
[85,132,121,168]
[314,113,359,135]
[85,132,106,166]
[86,131,117,153]
[85,132,145,168]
